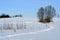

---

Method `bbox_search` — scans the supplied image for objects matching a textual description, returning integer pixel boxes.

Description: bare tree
[37,7,44,22]
[44,5,56,22]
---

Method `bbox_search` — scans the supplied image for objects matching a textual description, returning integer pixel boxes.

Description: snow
[0,17,60,40]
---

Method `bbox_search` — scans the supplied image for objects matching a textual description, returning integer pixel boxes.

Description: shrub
[44,17,51,22]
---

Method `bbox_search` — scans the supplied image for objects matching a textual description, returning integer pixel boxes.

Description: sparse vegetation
[0,23,26,32]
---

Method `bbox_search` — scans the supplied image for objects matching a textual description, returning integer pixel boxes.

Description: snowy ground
[0,18,60,40]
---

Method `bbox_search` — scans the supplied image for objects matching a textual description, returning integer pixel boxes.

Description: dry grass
[0,24,26,30]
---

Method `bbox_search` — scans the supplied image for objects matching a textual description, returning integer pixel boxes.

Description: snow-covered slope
[0,18,60,40]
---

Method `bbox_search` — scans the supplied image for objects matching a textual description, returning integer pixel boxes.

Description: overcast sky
[0,0,60,18]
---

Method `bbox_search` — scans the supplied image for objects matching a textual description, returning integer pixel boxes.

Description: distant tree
[20,14,23,17]
[37,7,44,22]
[14,14,23,17]
[0,14,11,18]
[57,14,59,18]
[44,5,56,22]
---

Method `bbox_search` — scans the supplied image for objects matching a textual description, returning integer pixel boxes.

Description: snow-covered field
[0,17,60,40]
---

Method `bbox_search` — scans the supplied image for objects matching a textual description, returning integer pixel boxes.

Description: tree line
[0,14,23,18]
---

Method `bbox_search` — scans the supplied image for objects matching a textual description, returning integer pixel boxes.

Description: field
[0,17,60,40]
